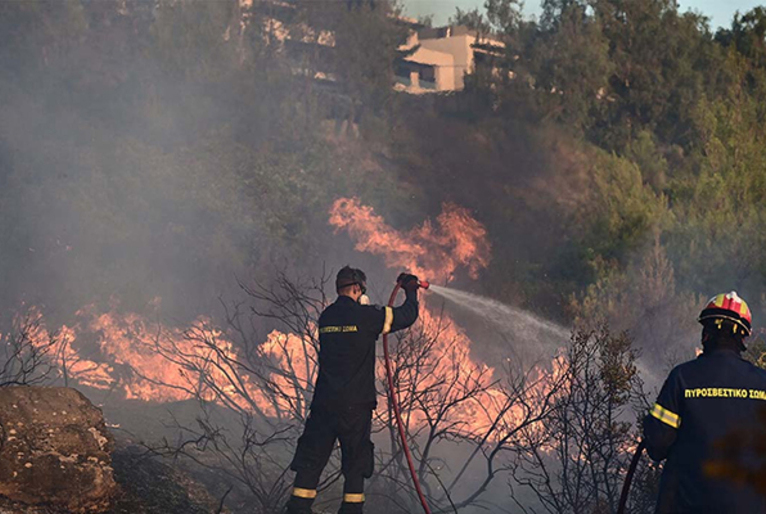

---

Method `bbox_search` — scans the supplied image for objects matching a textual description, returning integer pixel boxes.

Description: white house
[396,25,505,93]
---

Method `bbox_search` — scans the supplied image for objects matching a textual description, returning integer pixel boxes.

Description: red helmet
[698,291,752,336]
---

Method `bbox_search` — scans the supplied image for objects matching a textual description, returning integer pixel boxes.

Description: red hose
[383,282,432,514]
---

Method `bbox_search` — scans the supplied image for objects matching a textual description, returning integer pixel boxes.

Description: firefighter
[284,266,421,514]
[643,291,766,513]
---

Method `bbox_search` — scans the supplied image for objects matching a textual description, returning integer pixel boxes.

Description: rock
[0,387,116,513]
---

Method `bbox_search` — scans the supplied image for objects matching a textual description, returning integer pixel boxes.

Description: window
[419,66,436,88]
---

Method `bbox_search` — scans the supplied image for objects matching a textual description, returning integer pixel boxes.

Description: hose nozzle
[396,273,430,290]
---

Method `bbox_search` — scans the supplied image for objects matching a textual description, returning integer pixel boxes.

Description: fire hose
[617,440,646,514]
[384,278,644,514]
[383,278,433,514]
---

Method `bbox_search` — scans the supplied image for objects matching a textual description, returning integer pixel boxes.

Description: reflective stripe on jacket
[643,348,766,513]
[312,290,418,409]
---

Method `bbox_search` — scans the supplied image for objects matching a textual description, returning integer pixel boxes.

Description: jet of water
[428,285,570,348]
[428,285,663,384]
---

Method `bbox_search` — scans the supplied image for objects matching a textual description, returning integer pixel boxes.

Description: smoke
[0,2,415,324]
[0,3,252,320]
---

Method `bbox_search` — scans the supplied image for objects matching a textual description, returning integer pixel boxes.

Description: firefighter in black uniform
[284,266,421,514]
[643,291,766,513]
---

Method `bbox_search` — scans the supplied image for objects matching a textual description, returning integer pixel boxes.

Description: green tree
[522,0,613,130]
[716,7,766,69]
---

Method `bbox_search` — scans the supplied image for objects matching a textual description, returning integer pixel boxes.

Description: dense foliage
[405,0,766,361]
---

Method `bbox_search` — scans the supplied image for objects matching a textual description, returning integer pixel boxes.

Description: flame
[10,307,114,390]
[330,197,562,437]
[17,196,562,442]
[56,324,115,390]
[23,305,307,417]
[329,197,491,283]
[382,305,565,437]
[79,309,320,418]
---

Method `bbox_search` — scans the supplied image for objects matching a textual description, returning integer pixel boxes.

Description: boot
[285,495,315,514]
[337,499,364,514]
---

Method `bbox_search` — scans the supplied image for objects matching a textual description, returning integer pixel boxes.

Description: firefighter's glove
[397,273,420,293]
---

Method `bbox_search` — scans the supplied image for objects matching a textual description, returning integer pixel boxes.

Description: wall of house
[418,35,473,90]
[402,45,456,91]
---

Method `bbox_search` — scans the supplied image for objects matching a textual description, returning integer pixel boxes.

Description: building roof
[418,25,505,49]
[404,46,455,67]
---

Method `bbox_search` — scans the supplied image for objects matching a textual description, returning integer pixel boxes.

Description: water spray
[383,278,432,514]
[429,285,569,345]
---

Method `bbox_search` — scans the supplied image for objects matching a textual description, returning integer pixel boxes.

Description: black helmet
[336,266,367,294]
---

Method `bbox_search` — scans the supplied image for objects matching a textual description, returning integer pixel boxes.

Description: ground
[0,444,222,514]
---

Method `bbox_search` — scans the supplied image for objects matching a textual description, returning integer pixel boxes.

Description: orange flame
[329,197,491,283]
[24,305,300,417]
[330,197,562,437]
[18,196,562,442]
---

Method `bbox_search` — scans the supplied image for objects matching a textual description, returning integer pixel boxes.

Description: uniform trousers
[286,405,374,514]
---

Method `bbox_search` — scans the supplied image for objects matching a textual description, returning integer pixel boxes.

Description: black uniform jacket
[644,348,766,513]
[311,289,419,410]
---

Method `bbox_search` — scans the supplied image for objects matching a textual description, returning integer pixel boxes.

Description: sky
[403,0,764,30]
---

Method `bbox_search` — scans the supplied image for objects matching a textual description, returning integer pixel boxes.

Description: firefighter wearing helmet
[644,291,766,513]
[284,266,421,514]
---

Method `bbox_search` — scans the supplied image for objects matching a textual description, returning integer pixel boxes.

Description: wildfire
[22,305,307,417]
[17,196,560,441]
[331,197,560,436]
[329,197,491,283]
